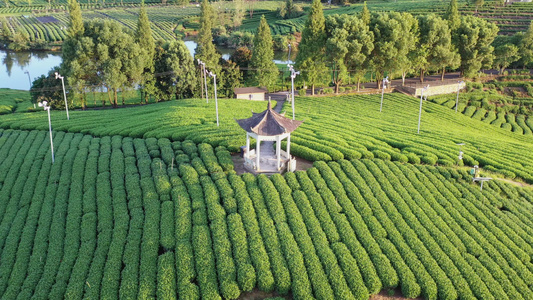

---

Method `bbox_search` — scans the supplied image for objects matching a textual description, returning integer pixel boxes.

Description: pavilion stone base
[243,149,294,175]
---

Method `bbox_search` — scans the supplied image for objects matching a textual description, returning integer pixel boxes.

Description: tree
[444,0,460,31]
[230,46,252,79]
[417,14,460,82]
[455,15,498,78]
[250,15,278,91]
[325,14,374,92]
[494,44,520,74]
[519,22,533,68]
[296,0,327,95]
[360,1,370,26]
[394,12,419,86]
[154,40,197,100]
[67,0,84,38]
[232,0,245,29]
[370,12,418,87]
[30,67,64,109]
[196,0,221,97]
[136,3,156,103]
[474,0,484,14]
[278,0,302,19]
[77,20,143,108]
[1,18,11,43]
[220,59,241,97]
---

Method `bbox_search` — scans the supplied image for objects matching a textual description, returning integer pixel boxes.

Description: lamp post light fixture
[55,72,69,120]
[456,80,465,113]
[380,76,389,112]
[24,71,35,108]
[417,85,429,134]
[208,71,219,127]
[198,59,208,103]
[38,101,55,163]
[288,64,300,120]
[457,142,465,161]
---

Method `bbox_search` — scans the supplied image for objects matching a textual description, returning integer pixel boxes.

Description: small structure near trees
[236,100,303,174]
[234,87,268,101]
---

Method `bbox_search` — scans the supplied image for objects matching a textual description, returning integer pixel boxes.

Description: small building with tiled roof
[235,100,303,174]
[234,87,268,101]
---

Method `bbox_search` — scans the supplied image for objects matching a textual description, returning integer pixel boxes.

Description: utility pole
[456,81,464,113]
[55,72,69,120]
[209,71,219,127]
[197,59,204,102]
[417,85,429,134]
[24,71,35,108]
[288,64,300,120]
[38,101,54,163]
[380,76,389,112]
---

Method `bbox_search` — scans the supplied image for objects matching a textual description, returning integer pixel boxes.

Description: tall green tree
[232,0,245,29]
[456,15,498,78]
[444,0,460,31]
[494,44,520,74]
[370,12,418,87]
[136,3,156,103]
[296,0,327,95]
[77,20,144,108]
[250,15,278,90]
[360,1,370,26]
[325,14,373,92]
[196,0,221,97]
[67,0,84,38]
[519,22,533,68]
[154,40,197,100]
[196,0,220,68]
[31,67,64,109]
[417,14,460,82]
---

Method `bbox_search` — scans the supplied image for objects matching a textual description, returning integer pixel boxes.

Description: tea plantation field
[1,92,533,183]
[1,128,533,299]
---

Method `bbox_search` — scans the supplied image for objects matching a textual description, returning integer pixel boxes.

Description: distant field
[1,0,532,46]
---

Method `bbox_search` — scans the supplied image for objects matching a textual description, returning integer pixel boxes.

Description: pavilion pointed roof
[236,100,303,136]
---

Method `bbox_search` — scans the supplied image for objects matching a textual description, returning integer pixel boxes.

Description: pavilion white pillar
[276,135,281,170]
[286,134,291,159]
[256,137,261,171]
[246,133,250,159]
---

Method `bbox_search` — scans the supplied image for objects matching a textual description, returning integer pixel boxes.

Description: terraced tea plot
[0,129,532,299]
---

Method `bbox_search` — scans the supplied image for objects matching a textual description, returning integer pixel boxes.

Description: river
[1,40,294,91]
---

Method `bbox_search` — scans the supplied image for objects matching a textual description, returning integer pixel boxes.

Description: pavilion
[235,100,303,174]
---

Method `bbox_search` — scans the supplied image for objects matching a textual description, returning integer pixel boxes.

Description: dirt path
[495,178,533,188]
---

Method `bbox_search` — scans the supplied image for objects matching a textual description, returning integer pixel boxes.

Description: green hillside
[1,92,532,183]
[0,129,532,299]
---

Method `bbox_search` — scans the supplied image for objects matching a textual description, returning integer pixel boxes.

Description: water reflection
[0,49,61,90]
[1,42,294,91]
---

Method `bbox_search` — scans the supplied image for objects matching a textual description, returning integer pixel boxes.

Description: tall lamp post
[288,64,300,120]
[38,101,54,164]
[208,71,219,127]
[197,59,204,102]
[455,81,465,113]
[457,142,465,162]
[198,59,208,103]
[24,71,35,108]
[417,85,429,134]
[55,72,69,120]
[380,76,389,112]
